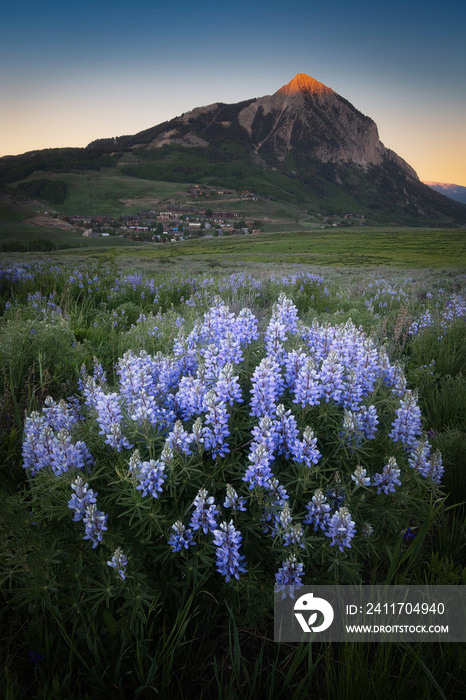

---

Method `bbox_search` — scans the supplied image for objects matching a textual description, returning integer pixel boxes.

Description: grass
[53,228,466,269]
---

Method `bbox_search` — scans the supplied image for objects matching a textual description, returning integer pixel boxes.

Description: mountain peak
[275,73,333,97]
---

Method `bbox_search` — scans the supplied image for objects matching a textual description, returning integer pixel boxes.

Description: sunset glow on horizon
[1,0,465,186]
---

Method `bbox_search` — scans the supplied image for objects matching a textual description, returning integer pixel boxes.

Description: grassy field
[41,227,465,269]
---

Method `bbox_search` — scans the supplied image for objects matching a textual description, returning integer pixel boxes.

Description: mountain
[423,182,466,205]
[2,73,466,225]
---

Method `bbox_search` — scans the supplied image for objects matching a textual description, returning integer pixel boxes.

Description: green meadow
[43,227,466,269]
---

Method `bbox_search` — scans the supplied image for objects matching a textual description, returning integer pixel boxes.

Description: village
[66,185,263,242]
[62,183,366,241]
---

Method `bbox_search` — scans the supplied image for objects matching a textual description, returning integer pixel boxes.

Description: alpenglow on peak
[275,73,334,96]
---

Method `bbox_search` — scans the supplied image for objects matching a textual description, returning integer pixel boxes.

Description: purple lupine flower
[214,363,243,406]
[274,404,299,457]
[292,426,321,467]
[351,466,371,487]
[303,489,331,532]
[319,350,346,403]
[176,375,207,419]
[82,504,108,548]
[94,391,132,451]
[264,317,287,363]
[51,429,93,475]
[341,369,364,411]
[275,554,305,598]
[212,520,247,582]
[408,439,432,476]
[107,547,128,580]
[135,458,167,498]
[389,390,422,449]
[243,443,275,489]
[325,506,356,552]
[357,405,379,439]
[190,488,219,534]
[425,450,444,483]
[283,349,307,389]
[191,417,204,450]
[372,457,402,494]
[234,307,259,344]
[224,484,247,513]
[250,356,284,418]
[68,475,97,521]
[202,391,230,459]
[251,415,279,454]
[261,478,289,534]
[42,396,78,432]
[165,420,194,456]
[168,520,195,552]
[273,293,300,335]
[277,503,305,548]
[293,358,322,408]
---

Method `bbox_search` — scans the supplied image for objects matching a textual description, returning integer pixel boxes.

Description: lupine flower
[408,439,431,476]
[135,459,167,499]
[250,356,284,418]
[28,651,44,666]
[212,520,247,582]
[275,554,305,598]
[224,484,247,513]
[191,417,204,449]
[351,466,371,488]
[426,450,444,483]
[274,404,299,457]
[243,443,275,489]
[107,547,128,580]
[283,349,307,389]
[362,522,374,538]
[325,506,356,552]
[176,376,207,419]
[68,476,97,521]
[264,318,287,362]
[277,503,304,547]
[214,363,243,406]
[389,390,422,449]
[303,489,331,532]
[235,307,260,344]
[168,520,195,552]
[293,358,322,408]
[190,488,219,534]
[319,351,346,403]
[292,426,321,467]
[82,504,108,548]
[251,415,279,454]
[325,486,346,510]
[166,420,194,456]
[202,391,230,459]
[94,391,132,452]
[372,457,402,494]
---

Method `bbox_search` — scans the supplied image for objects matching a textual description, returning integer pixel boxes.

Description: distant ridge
[423,182,466,205]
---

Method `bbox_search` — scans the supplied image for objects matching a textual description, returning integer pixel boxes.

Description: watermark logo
[275,585,465,642]
[293,592,334,633]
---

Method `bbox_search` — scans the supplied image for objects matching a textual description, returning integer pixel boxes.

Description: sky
[1,0,465,185]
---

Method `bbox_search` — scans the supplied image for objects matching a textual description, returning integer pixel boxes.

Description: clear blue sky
[1,0,465,184]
